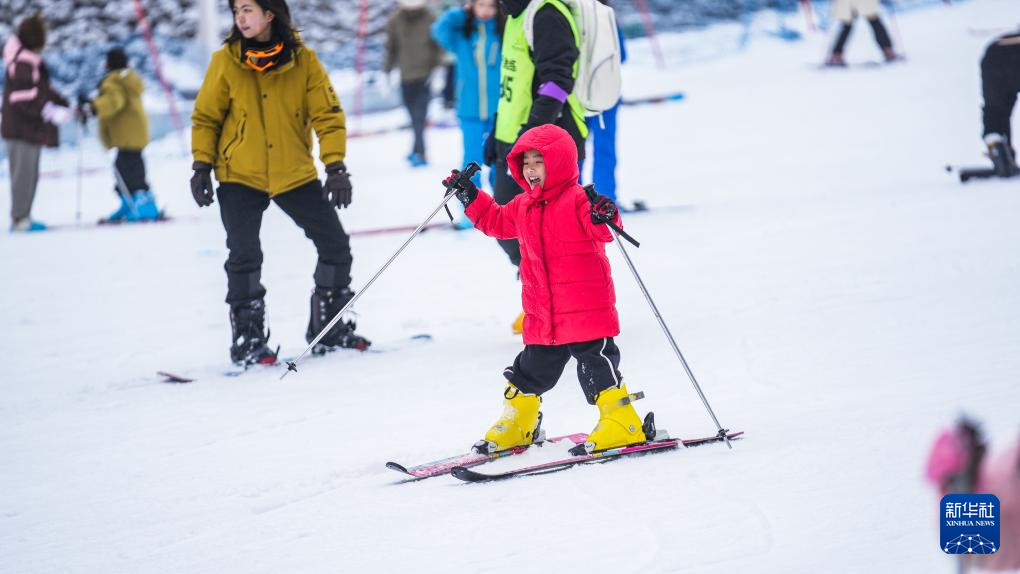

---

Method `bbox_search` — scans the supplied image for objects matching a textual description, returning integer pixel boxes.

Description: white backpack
[523,0,623,117]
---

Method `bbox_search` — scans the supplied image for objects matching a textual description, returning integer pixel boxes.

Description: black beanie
[106,47,128,70]
[17,14,47,52]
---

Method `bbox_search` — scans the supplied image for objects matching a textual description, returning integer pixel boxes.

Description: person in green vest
[483,0,588,334]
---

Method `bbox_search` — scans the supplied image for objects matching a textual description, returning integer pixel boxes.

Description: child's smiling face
[522,149,546,189]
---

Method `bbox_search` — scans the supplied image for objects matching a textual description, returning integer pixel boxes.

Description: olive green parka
[93,68,150,151]
[191,40,345,196]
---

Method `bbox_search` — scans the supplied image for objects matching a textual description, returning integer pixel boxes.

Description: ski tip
[385,461,412,475]
[450,465,489,482]
[157,371,194,383]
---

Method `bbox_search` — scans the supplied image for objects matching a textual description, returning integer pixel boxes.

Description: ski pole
[75,119,84,226]
[886,0,906,57]
[584,186,732,449]
[113,163,140,219]
[282,162,482,380]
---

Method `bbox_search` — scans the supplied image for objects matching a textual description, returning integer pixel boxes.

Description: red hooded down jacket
[466,124,622,345]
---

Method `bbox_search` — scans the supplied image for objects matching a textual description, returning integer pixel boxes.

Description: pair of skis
[387,429,743,483]
[157,333,433,383]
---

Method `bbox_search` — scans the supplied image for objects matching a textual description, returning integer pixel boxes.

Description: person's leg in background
[401,78,430,166]
[586,103,619,202]
[6,138,44,231]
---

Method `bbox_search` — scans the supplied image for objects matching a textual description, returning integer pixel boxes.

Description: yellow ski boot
[511,311,525,335]
[578,385,648,454]
[474,384,543,454]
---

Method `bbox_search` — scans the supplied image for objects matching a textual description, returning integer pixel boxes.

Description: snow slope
[2,2,1018,572]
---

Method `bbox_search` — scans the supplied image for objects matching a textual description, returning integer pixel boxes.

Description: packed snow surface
[2,1,1018,572]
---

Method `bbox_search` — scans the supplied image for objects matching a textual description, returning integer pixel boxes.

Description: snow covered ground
[2,1,1019,572]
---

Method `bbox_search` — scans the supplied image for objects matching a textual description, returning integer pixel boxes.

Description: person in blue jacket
[432,0,502,227]
[583,3,626,203]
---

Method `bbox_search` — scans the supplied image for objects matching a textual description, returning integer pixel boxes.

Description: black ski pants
[981,37,1020,148]
[401,79,430,157]
[504,337,623,405]
[114,149,149,196]
[217,179,353,306]
[831,16,893,55]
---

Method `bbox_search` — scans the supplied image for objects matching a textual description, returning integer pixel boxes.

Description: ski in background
[620,91,685,107]
[158,334,433,383]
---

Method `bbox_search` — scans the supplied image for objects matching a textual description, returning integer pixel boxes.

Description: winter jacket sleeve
[48,86,69,107]
[466,189,519,240]
[575,192,619,243]
[384,16,398,73]
[525,4,579,130]
[191,52,230,165]
[304,49,347,165]
[432,7,467,54]
[91,75,126,120]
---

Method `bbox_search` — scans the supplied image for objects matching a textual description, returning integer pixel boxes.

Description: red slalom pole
[132,0,186,154]
[799,0,816,33]
[352,0,369,134]
[632,0,666,70]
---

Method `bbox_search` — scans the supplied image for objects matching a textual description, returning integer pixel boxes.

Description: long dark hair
[224,0,300,50]
[463,2,506,40]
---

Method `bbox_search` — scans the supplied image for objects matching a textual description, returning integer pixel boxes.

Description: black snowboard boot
[986,134,1020,178]
[306,287,371,354]
[229,299,278,366]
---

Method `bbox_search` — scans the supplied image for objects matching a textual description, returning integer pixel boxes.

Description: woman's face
[472,0,498,21]
[233,0,275,41]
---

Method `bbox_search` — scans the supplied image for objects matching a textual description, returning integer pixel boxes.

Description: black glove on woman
[324,161,353,208]
[191,161,215,207]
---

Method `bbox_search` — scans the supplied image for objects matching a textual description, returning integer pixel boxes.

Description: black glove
[443,169,478,207]
[591,194,617,225]
[190,161,214,207]
[324,161,353,208]
[76,95,93,125]
[483,131,498,167]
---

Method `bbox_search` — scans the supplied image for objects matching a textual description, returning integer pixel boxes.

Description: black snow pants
[114,149,150,196]
[217,179,353,306]
[831,16,893,56]
[981,35,1020,148]
[504,337,623,405]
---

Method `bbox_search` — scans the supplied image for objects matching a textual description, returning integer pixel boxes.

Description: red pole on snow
[886,1,906,57]
[799,0,816,33]
[352,0,369,134]
[132,0,186,154]
[631,0,666,70]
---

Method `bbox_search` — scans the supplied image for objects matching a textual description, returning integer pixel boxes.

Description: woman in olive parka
[190,0,369,366]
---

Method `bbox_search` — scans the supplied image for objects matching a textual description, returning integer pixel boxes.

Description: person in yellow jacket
[79,47,160,222]
[190,0,370,367]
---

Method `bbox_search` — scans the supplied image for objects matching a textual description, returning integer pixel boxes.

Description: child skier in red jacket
[444,124,648,455]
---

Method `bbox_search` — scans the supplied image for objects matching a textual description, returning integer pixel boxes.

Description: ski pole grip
[456,162,482,189]
[442,162,483,222]
[583,185,641,248]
